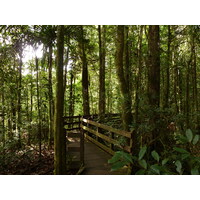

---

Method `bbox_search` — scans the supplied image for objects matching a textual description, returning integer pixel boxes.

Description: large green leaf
[181,153,190,160]
[120,151,133,164]
[186,129,193,143]
[175,160,182,174]
[174,147,189,154]
[191,168,199,175]
[151,150,160,162]
[111,161,128,171]
[162,158,169,166]
[108,151,121,164]
[138,159,147,169]
[150,164,160,175]
[138,145,147,160]
[192,135,199,145]
[135,169,146,175]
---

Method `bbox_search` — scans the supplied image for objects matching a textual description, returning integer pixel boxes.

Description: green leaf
[192,135,199,145]
[151,150,160,162]
[135,169,146,175]
[150,164,160,175]
[176,135,188,144]
[175,160,182,174]
[162,158,169,166]
[138,159,147,169]
[181,153,190,160]
[186,129,193,142]
[120,151,133,164]
[174,147,189,154]
[111,161,128,171]
[108,151,121,164]
[191,168,199,175]
[138,145,147,160]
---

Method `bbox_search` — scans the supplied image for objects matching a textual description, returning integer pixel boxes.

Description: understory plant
[108,129,200,175]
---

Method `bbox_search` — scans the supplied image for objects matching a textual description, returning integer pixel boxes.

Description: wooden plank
[64,121,80,126]
[64,127,80,131]
[80,130,84,163]
[67,132,81,138]
[85,134,115,155]
[68,147,81,152]
[81,118,132,138]
[64,115,80,119]
[82,125,131,153]
[82,125,118,146]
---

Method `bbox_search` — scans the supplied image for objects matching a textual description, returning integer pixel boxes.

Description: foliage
[108,129,200,175]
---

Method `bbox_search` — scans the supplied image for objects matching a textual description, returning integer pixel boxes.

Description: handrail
[64,114,133,156]
[81,118,131,138]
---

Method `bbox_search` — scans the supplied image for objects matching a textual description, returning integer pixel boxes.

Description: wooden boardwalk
[82,139,127,175]
[64,115,130,175]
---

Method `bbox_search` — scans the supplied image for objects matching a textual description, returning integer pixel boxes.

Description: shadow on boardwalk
[82,140,128,175]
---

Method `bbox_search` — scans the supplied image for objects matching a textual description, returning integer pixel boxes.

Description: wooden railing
[64,114,133,165]
[63,115,84,168]
[81,117,133,156]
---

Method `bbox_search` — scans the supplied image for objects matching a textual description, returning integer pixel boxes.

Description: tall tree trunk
[17,53,22,148]
[116,25,132,131]
[98,25,106,118]
[135,25,144,127]
[48,43,54,147]
[54,25,66,175]
[69,71,74,116]
[36,57,42,159]
[2,71,5,147]
[80,26,90,116]
[164,25,171,109]
[148,25,160,149]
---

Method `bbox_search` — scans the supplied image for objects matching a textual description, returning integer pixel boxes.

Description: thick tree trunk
[148,25,160,149]
[98,25,106,118]
[164,25,171,109]
[116,25,132,131]
[135,25,144,127]
[54,25,66,175]
[80,26,90,116]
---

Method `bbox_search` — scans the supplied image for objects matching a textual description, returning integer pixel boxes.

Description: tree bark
[98,25,106,118]
[116,25,132,131]
[48,43,54,147]
[36,57,42,159]
[54,25,66,175]
[148,25,160,149]
[80,26,90,116]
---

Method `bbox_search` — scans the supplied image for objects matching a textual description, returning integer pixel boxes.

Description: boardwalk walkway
[82,139,127,175]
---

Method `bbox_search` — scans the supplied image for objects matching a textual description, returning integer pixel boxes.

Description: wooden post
[80,115,84,164]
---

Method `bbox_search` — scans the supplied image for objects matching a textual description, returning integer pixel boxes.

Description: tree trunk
[36,57,42,159]
[17,53,22,148]
[148,25,160,149]
[48,43,54,147]
[80,26,90,116]
[116,25,132,131]
[135,25,144,127]
[54,25,66,175]
[98,25,106,118]
[163,25,171,109]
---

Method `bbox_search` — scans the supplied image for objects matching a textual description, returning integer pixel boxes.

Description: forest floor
[0,145,55,175]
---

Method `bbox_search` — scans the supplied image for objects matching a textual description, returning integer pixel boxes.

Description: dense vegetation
[0,25,200,175]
